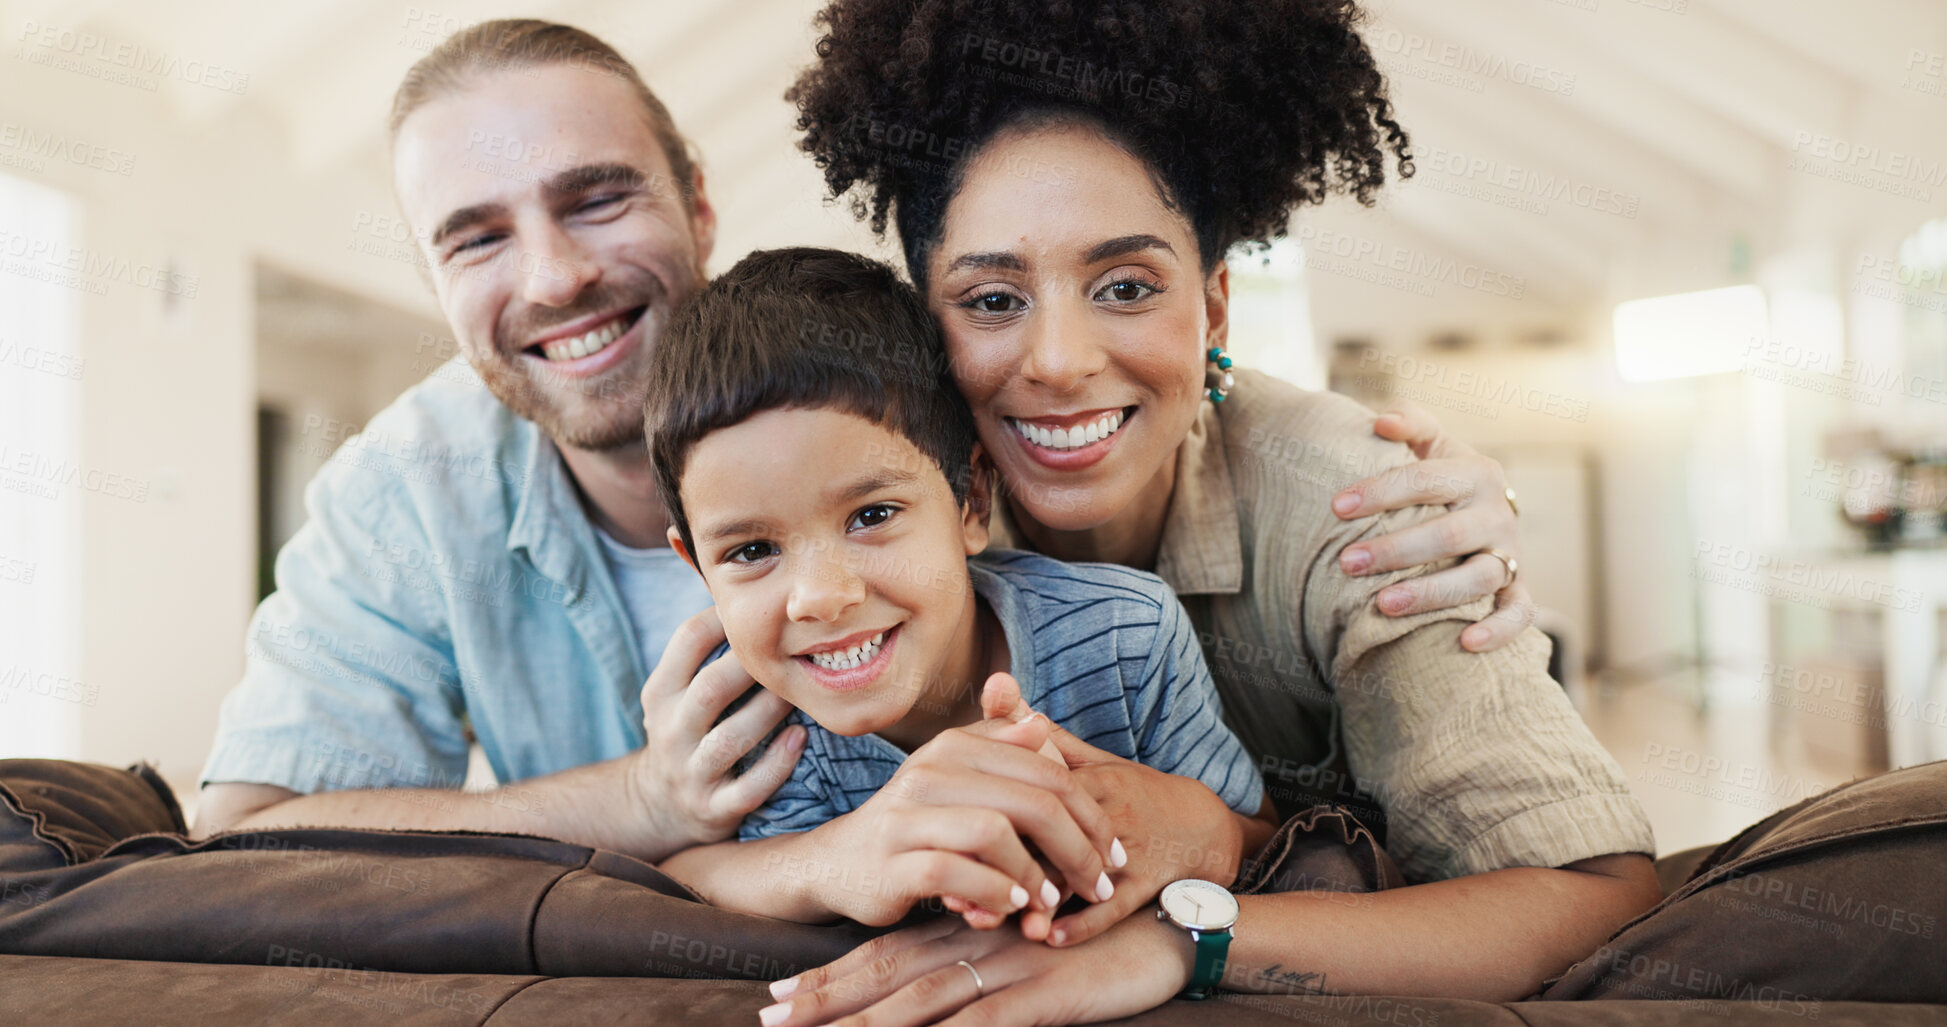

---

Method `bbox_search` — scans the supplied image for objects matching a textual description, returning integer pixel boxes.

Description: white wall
[0,172,81,757]
[0,41,347,783]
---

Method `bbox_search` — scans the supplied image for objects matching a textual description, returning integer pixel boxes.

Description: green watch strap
[1181,927,1231,1000]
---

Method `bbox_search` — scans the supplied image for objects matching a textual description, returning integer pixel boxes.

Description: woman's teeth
[538,316,626,362]
[1011,410,1125,451]
[807,630,887,671]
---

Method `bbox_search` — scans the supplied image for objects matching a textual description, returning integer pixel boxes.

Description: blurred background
[0,0,1943,855]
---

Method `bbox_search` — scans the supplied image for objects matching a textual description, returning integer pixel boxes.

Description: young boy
[648,247,1274,930]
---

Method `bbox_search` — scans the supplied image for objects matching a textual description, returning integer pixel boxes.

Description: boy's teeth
[538,316,626,362]
[808,630,888,671]
[1012,410,1124,451]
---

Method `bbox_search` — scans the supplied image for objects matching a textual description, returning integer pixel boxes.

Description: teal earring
[1206,346,1234,403]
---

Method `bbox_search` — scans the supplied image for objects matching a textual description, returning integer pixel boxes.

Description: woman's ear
[960,443,995,556]
[1203,262,1231,353]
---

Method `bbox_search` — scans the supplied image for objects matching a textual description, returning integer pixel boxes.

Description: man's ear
[686,164,717,271]
[667,525,703,577]
[1203,262,1231,354]
[960,444,995,556]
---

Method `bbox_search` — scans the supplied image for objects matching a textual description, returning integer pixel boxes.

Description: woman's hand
[760,909,1194,1027]
[974,674,1245,948]
[1336,400,1536,652]
[1039,724,1245,948]
[792,678,1123,928]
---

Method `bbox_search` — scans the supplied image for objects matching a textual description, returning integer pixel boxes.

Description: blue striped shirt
[738,549,1263,840]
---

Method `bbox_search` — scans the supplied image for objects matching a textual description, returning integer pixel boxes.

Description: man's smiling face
[393,62,715,450]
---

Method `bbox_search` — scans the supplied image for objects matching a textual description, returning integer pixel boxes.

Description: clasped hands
[794,672,1244,946]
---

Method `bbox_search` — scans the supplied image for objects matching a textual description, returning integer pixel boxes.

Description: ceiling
[13,0,1945,350]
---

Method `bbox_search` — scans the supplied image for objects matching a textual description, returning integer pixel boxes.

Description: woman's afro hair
[787,0,1414,282]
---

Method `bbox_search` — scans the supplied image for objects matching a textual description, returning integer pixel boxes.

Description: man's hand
[631,607,806,855]
[1335,399,1536,652]
[199,608,804,861]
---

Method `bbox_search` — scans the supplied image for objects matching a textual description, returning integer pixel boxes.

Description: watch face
[1159,879,1238,931]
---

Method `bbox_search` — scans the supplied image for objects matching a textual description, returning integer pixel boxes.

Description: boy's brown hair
[645,247,978,557]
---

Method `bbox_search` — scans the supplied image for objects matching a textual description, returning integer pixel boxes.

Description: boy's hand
[631,608,807,853]
[976,671,1065,766]
[797,680,1122,927]
[937,673,1081,934]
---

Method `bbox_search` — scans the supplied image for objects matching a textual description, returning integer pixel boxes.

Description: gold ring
[957,959,985,997]
[1479,548,1518,590]
[1504,486,1520,517]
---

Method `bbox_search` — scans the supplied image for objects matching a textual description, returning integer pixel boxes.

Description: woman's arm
[759,852,1662,1027]
[1240,794,1281,856]
[1215,853,1660,1001]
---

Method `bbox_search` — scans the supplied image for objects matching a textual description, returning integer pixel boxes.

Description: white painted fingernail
[1040,879,1060,908]
[1010,884,1029,909]
[1110,837,1127,868]
[768,977,799,1000]
[759,1001,791,1026]
[1095,872,1114,902]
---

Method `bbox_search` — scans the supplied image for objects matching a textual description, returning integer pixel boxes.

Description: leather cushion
[1543,759,1947,1005]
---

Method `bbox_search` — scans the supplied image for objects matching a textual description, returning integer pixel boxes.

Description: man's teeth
[538,316,626,362]
[1011,410,1125,451]
[807,630,888,671]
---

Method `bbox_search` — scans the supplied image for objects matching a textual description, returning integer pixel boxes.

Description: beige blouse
[990,369,1654,883]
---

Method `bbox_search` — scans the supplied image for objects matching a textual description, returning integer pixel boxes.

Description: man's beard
[470,274,676,452]
[475,343,648,451]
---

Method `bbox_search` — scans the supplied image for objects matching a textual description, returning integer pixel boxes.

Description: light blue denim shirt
[200,359,661,794]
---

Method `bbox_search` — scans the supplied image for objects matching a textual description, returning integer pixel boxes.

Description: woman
[755,1,1662,1023]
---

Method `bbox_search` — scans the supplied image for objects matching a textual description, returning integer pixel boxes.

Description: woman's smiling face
[926,122,1225,532]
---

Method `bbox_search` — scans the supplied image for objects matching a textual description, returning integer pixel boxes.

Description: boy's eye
[728,541,778,564]
[849,504,897,530]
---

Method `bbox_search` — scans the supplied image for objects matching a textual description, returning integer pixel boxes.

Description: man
[193,20,1530,859]
[193,22,800,860]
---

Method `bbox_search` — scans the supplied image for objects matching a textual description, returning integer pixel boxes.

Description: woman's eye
[1099,279,1156,302]
[969,292,1021,314]
[850,504,896,530]
[729,541,777,564]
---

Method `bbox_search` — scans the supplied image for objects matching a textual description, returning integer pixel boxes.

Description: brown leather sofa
[2,757,1942,1025]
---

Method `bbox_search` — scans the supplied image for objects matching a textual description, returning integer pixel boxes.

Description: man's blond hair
[389,19,695,206]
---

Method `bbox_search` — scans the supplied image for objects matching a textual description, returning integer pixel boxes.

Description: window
[0,172,81,757]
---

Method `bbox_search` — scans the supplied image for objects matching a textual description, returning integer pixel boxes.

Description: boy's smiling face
[672,407,993,742]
